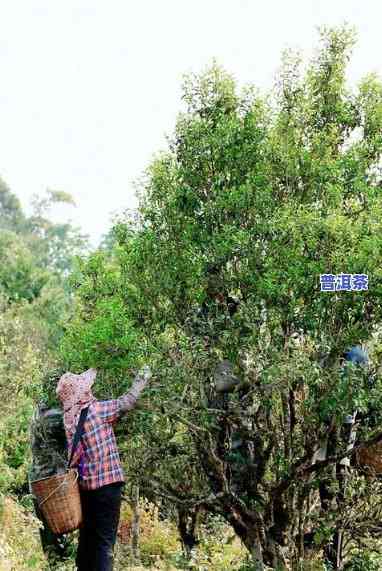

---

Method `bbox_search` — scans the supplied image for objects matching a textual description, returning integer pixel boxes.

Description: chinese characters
[320,274,368,291]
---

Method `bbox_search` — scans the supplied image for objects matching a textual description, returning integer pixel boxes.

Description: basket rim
[29,468,77,485]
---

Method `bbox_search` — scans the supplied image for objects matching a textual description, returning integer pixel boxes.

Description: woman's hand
[119,366,153,415]
[137,365,152,383]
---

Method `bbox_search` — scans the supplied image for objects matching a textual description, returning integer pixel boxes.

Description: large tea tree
[63,26,382,569]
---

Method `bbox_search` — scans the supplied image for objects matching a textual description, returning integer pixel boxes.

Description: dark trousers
[76,482,124,571]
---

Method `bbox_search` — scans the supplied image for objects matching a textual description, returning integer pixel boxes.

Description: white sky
[0,1,381,246]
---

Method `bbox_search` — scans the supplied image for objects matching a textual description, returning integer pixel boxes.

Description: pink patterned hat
[56,368,97,435]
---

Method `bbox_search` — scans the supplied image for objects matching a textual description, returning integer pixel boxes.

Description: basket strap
[68,406,89,469]
[38,470,79,508]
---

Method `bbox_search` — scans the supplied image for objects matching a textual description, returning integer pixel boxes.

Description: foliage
[27,189,90,276]
[114,497,248,571]
[0,180,89,566]
[0,230,50,302]
[344,552,382,571]
[0,295,50,493]
[0,177,25,231]
[0,495,48,570]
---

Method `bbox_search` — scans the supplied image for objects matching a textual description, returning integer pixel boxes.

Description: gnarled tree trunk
[130,484,141,565]
[177,505,201,559]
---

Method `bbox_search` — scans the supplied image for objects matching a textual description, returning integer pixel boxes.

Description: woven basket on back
[355,442,382,476]
[31,468,82,534]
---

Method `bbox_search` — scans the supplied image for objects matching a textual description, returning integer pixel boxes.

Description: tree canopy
[60,25,382,569]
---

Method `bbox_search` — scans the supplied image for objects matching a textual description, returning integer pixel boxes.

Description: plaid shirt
[66,377,148,490]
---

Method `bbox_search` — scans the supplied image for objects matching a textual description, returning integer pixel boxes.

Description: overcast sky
[0,1,381,246]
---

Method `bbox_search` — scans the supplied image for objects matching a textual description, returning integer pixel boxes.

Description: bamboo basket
[31,468,82,534]
[355,442,382,476]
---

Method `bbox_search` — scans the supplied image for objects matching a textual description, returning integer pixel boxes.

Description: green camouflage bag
[29,403,67,482]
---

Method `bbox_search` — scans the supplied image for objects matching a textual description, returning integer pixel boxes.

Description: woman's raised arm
[118,365,152,414]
